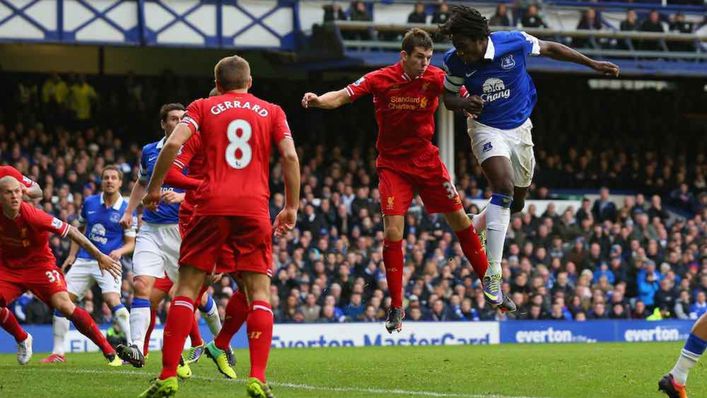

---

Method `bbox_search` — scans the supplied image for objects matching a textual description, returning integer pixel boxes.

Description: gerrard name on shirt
[210,100,269,117]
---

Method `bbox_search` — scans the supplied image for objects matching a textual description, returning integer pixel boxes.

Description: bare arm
[109,235,136,261]
[66,226,121,278]
[61,224,84,271]
[120,178,145,229]
[538,40,619,77]
[279,138,300,211]
[273,138,300,237]
[442,91,484,115]
[301,89,351,110]
[24,182,43,200]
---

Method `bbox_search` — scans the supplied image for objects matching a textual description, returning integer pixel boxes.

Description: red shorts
[178,204,194,238]
[0,265,67,306]
[180,215,272,276]
[378,152,463,216]
[154,276,173,293]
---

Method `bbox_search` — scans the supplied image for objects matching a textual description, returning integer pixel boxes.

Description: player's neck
[224,89,248,94]
[103,192,120,207]
[2,206,19,219]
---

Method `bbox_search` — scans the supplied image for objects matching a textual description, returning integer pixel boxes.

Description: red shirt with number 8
[179,92,292,218]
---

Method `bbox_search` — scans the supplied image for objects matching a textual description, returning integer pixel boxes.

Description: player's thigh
[180,215,232,274]
[156,224,182,283]
[133,224,168,279]
[231,216,273,277]
[415,158,464,215]
[0,277,25,307]
[508,121,536,188]
[93,263,122,296]
[65,259,97,300]
[468,121,514,192]
[27,267,69,305]
[378,167,414,216]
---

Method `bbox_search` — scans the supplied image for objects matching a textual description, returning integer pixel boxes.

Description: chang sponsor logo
[89,223,108,245]
[481,78,511,103]
[515,327,596,343]
[624,327,683,342]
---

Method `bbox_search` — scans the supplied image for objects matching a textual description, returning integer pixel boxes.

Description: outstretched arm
[538,40,620,77]
[301,89,351,110]
[66,226,121,278]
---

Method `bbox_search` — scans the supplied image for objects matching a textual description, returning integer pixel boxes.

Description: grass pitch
[1,342,704,398]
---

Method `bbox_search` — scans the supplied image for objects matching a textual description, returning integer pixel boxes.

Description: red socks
[383,239,404,308]
[1,307,28,343]
[247,300,273,383]
[455,225,489,278]
[215,290,248,350]
[159,297,195,380]
[68,307,114,356]
[144,308,157,355]
[189,314,204,347]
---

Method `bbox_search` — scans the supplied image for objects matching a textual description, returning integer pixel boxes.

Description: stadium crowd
[1,71,705,327]
[326,1,705,52]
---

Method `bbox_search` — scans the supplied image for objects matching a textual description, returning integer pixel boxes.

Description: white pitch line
[7,367,546,398]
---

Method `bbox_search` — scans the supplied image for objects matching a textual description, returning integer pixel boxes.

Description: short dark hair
[401,28,433,54]
[101,164,123,180]
[214,55,251,91]
[438,5,490,41]
[159,103,185,122]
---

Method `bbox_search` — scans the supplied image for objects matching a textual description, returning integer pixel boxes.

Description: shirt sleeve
[179,99,202,135]
[138,150,148,183]
[27,205,70,238]
[78,203,87,225]
[173,135,198,172]
[1,166,34,188]
[271,106,293,144]
[345,71,376,103]
[515,31,541,56]
[442,52,465,93]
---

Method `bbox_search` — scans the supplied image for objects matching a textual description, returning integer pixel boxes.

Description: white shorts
[66,258,122,299]
[467,118,536,188]
[132,222,181,282]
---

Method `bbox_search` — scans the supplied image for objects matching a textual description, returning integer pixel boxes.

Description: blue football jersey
[77,194,137,260]
[139,138,183,224]
[443,31,540,130]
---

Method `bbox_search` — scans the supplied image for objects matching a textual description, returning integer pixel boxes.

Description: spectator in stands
[670,183,697,214]
[431,1,450,25]
[67,74,97,129]
[521,4,548,29]
[618,9,639,50]
[648,194,670,222]
[349,1,372,40]
[323,2,346,23]
[592,187,618,223]
[575,8,602,48]
[690,292,707,319]
[489,3,512,27]
[639,10,665,51]
[408,2,427,24]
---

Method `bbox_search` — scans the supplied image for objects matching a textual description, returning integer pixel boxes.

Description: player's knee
[53,296,75,316]
[383,224,404,241]
[491,179,514,197]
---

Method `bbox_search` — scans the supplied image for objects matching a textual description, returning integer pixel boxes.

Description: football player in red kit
[140,55,300,398]
[302,28,515,334]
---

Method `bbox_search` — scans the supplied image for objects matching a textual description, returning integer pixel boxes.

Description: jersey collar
[484,36,495,61]
[156,136,166,149]
[100,193,124,210]
[398,62,421,81]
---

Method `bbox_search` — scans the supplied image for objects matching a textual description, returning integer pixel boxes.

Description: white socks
[129,298,151,354]
[471,207,487,232]
[112,304,132,345]
[484,193,512,276]
[52,312,70,356]
[200,295,222,337]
